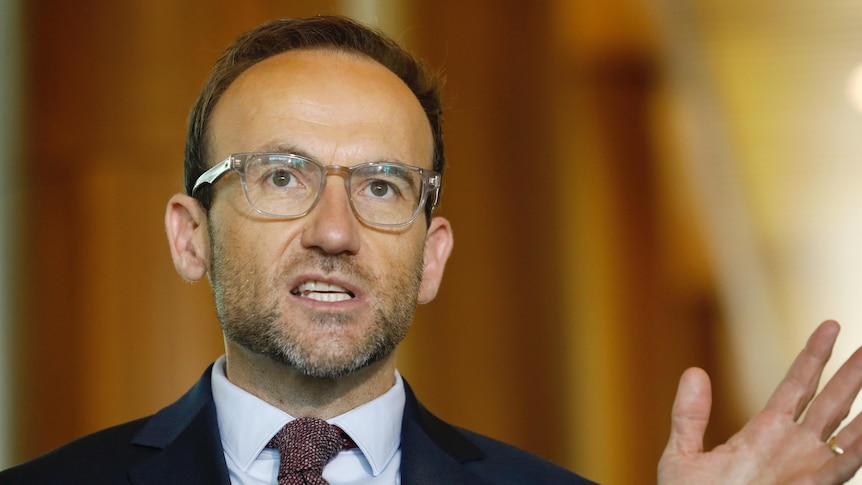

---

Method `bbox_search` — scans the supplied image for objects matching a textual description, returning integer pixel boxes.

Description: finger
[830,411,862,457]
[664,367,712,456]
[811,433,862,484]
[802,344,862,440]
[764,320,840,420]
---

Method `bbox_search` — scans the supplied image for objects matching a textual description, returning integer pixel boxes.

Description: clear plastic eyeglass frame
[192,152,442,228]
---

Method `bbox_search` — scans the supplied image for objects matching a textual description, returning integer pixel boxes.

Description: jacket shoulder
[0,365,222,485]
[0,417,157,484]
[401,379,596,484]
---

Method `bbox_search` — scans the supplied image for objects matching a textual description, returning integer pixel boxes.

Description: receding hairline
[203,46,436,169]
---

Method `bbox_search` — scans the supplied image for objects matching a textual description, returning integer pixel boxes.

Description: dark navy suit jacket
[0,366,596,484]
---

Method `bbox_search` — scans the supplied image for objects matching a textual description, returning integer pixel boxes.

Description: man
[2,15,862,485]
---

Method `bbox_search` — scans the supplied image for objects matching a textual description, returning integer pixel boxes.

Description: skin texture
[165,49,453,419]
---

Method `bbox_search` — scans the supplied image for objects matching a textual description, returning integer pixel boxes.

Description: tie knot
[268,417,342,484]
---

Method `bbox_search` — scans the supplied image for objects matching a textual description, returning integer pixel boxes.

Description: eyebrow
[256,143,314,160]
[375,164,421,193]
[254,142,409,166]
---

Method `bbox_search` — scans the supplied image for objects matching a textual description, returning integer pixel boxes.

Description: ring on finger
[828,436,845,455]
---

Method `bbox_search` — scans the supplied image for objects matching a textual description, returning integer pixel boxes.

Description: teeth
[307,292,352,302]
[293,280,355,302]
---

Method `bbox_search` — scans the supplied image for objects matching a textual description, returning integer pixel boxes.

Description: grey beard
[209,239,423,379]
[219,302,415,379]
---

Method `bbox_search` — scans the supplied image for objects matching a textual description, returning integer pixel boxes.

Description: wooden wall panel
[398,0,570,465]
[551,1,737,481]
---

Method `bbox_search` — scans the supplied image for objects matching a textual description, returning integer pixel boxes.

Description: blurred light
[848,64,862,113]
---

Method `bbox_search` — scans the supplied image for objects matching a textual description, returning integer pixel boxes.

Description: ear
[417,216,453,304]
[165,193,210,282]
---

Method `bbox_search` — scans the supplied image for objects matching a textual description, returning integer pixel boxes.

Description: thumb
[665,367,713,457]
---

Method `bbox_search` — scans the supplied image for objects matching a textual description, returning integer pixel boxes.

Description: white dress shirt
[210,355,404,484]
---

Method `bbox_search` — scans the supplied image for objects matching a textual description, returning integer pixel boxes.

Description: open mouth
[290,280,356,302]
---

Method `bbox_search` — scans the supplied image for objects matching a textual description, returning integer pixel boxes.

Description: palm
[658,321,862,484]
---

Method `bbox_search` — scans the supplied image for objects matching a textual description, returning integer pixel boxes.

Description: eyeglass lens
[242,154,427,226]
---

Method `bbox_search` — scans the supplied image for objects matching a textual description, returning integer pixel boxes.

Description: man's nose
[299,180,361,255]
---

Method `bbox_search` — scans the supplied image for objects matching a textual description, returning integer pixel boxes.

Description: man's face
[203,49,442,378]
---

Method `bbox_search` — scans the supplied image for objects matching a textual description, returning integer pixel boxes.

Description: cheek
[212,200,299,254]
[209,217,279,279]
[373,228,423,258]
[380,233,427,282]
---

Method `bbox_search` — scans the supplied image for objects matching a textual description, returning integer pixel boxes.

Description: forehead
[208,48,433,168]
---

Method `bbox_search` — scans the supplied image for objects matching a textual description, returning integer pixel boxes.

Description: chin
[268,340,392,380]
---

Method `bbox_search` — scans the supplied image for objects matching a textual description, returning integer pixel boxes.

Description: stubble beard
[208,231,424,379]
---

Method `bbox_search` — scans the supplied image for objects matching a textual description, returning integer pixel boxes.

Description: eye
[351,164,419,204]
[361,179,401,200]
[269,168,293,187]
[368,180,392,198]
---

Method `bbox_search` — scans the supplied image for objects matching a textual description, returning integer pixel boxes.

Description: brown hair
[185,16,445,220]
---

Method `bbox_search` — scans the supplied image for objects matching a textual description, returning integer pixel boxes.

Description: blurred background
[2,0,862,483]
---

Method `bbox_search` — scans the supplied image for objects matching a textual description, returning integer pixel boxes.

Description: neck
[222,340,397,419]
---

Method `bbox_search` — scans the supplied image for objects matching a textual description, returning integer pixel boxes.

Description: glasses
[192,152,442,227]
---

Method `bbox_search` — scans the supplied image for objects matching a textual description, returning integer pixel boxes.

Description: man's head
[165,16,453,380]
[185,16,446,223]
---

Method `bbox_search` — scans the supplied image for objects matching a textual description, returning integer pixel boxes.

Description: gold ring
[828,436,845,455]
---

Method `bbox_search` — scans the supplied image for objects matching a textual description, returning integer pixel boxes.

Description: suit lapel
[127,366,231,485]
[400,381,493,485]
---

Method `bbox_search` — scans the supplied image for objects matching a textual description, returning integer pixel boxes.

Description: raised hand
[659,320,862,484]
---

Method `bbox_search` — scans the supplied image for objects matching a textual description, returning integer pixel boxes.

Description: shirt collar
[210,355,405,476]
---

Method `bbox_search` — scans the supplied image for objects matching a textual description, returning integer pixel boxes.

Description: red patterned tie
[268,417,342,485]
